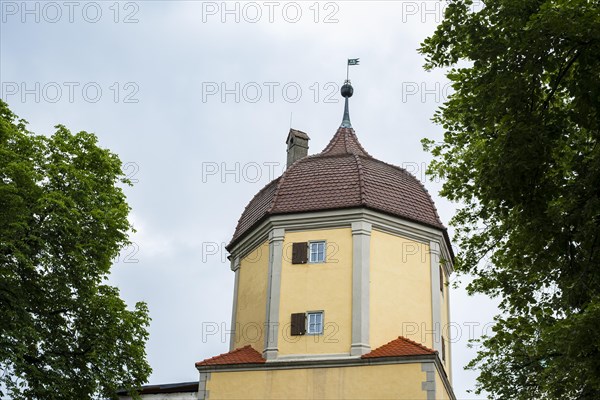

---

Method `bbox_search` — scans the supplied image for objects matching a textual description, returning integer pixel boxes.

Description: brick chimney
[286,129,310,168]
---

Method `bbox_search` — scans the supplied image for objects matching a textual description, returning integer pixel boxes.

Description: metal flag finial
[346,58,360,80]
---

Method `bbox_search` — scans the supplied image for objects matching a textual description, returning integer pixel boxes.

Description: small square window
[306,311,323,335]
[309,241,326,263]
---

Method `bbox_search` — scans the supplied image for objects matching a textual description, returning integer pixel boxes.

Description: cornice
[228,208,454,275]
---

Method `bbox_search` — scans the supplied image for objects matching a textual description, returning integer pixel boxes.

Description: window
[291,241,326,264]
[439,265,444,293]
[307,311,323,335]
[290,311,324,336]
[309,241,326,263]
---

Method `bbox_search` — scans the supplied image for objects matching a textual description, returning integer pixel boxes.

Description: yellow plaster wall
[370,230,433,349]
[204,363,426,400]
[278,228,353,355]
[436,368,451,400]
[234,240,269,353]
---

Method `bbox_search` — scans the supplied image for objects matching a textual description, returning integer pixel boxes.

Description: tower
[194,80,456,400]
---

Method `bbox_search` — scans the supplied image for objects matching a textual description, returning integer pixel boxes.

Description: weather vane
[346,58,360,82]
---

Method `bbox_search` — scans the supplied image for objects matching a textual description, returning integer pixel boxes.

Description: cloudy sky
[1,1,497,398]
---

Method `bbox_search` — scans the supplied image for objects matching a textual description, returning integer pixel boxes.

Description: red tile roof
[195,345,266,367]
[320,126,371,157]
[362,336,436,359]
[227,127,449,251]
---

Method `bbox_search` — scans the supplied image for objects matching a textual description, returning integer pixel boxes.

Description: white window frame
[308,240,326,264]
[306,311,324,335]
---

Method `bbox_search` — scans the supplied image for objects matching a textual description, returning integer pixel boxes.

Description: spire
[340,80,353,128]
[340,58,359,129]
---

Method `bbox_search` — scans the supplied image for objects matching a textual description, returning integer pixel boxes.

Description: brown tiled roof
[116,382,198,395]
[195,345,266,367]
[320,127,371,156]
[227,127,447,250]
[361,336,436,359]
[230,177,281,246]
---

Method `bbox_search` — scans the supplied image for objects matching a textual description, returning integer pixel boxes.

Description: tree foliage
[419,0,600,398]
[0,100,151,399]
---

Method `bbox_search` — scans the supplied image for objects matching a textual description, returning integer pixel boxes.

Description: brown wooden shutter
[442,338,446,361]
[292,242,308,264]
[439,265,444,292]
[290,313,306,336]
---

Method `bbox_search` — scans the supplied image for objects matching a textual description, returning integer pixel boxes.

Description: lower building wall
[120,393,197,400]
[202,363,427,400]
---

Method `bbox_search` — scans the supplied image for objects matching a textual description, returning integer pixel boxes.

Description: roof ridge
[343,128,350,153]
[396,335,436,353]
[267,161,294,214]
[353,154,367,205]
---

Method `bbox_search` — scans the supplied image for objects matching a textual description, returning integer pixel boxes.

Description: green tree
[0,100,151,399]
[419,0,600,398]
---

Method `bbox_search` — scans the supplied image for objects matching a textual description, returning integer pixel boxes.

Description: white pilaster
[429,240,442,354]
[263,228,285,360]
[229,257,240,351]
[350,221,371,356]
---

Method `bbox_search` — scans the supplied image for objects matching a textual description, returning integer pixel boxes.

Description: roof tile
[195,345,266,367]
[361,336,436,359]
